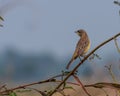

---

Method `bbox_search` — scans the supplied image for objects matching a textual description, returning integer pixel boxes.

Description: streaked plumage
[66,29,90,69]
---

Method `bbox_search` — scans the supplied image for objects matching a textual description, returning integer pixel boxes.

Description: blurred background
[0,0,119,85]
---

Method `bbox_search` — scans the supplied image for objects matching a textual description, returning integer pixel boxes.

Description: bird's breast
[83,41,90,54]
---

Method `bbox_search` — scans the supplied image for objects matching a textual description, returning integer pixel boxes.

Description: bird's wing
[76,37,89,57]
[71,38,84,59]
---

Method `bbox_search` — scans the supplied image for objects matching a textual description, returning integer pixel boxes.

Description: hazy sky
[0,0,119,57]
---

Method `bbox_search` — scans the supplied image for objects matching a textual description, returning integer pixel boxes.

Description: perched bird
[66,29,90,69]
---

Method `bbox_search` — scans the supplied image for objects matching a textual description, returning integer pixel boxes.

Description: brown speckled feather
[66,29,90,69]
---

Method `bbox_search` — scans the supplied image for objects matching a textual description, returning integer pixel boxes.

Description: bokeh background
[0,0,119,85]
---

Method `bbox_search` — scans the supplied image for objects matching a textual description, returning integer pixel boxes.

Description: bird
[66,29,90,69]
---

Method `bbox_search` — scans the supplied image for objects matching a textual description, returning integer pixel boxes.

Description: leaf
[16,89,31,93]
[85,82,120,90]
[0,16,4,21]
[64,86,76,91]
[89,53,101,60]
[114,1,120,6]
[9,92,17,96]
[95,54,102,60]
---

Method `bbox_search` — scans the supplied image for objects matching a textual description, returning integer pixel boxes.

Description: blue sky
[0,0,119,57]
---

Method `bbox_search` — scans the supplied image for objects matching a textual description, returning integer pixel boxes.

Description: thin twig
[0,73,78,94]
[0,79,55,94]
[114,38,120,53]
[84,82,120,90]
[72,74,91,96]
[105,65,117,83]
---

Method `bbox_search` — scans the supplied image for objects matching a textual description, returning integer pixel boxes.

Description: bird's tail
[66,59,74,69]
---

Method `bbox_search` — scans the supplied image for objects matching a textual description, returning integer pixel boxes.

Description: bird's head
[75,29,86,36]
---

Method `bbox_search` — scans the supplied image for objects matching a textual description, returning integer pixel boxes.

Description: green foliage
[16,89,31,93]
[9,92,17,96]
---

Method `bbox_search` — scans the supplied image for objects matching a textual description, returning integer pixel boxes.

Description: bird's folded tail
[66,59,74,69]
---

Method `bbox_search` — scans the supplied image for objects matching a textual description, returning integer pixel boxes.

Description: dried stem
[105,65,117,83]
[72,74,91,96]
